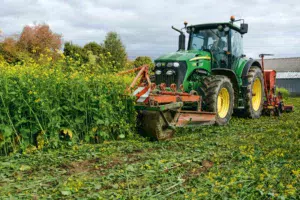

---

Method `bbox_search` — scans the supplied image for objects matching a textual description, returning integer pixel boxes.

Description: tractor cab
[187,22,245,69]
[154,17,248,91]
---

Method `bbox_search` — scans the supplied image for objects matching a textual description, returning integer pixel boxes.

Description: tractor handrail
[116,66,144,76]
[117,64,151,93]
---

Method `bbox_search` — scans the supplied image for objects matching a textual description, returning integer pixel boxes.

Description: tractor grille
[155,62,187,88]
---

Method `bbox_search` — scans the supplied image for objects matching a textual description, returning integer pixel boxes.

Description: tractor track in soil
[59,148,156,176]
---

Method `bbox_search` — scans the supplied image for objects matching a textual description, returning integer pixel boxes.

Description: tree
[64,42,88,63]
[0,37,19,63]
[83,42,104,56]
[0,24,62,64]
[103,32,127,70]
[18,24,62,59]
[133,56,154,69]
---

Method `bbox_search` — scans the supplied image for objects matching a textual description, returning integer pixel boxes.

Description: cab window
[231,30,243,57]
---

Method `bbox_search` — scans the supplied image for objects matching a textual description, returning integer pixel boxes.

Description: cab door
[209,32,230,69]
[229,29,244,70]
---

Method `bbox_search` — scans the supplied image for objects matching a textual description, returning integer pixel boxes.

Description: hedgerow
[0,53,136,155]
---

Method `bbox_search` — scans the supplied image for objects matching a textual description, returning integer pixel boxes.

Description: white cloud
[0,0,300,59]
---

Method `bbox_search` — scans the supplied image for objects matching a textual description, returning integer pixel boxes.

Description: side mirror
[240,23,248,34]
[178,33,185,51]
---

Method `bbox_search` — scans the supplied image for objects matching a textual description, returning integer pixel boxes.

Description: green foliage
[276,87,290,99]
[104,32,127,70]
[133,56,154,69]
[0,98,299,199]
[63,42,88,63]
[63,32,127,72]
[0,55,136,156]
[83,42,104,56]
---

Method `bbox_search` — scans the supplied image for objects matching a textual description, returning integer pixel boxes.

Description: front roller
[137,110,175,140]
[136,103,216,140]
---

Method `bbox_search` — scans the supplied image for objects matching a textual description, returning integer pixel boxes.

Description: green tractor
[153,16,264,125]
[123,16,267,139]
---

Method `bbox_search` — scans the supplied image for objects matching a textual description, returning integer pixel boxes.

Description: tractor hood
[155,50,211,62]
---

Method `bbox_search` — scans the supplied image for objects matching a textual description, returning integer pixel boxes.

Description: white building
[261,57,300,96]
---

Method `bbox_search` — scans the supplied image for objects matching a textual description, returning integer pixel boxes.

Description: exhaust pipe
[172,26,185,51]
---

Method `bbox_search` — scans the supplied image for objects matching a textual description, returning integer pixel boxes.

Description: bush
[133,56,154,70]
[276,87,290,99]
[0,54,136,155]
[63,42,88,63]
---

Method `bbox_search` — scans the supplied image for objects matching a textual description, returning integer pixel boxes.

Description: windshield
[188,29,228,52]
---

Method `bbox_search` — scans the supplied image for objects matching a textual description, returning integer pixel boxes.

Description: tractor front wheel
[244,66,264,118]
[202,75,234,125]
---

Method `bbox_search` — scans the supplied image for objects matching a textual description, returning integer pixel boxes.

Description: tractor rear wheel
[244,66,264,118]
[202,75,234,125]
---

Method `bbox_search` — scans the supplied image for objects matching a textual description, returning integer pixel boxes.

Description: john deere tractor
[122,17,267,139]
[153,16,263,125]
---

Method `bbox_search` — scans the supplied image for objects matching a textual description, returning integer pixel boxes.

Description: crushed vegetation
[0,99,299,199]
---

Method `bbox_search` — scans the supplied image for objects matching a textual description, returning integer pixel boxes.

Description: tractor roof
[188,22,242,33]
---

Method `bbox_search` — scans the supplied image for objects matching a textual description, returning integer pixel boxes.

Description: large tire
[201,75,234,125]
[244,66,264,118]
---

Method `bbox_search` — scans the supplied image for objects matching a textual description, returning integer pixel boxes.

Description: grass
[0,98,299,199]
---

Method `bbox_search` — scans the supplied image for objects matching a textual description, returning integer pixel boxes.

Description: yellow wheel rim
[252,78,262,111]
[217,88,230,118]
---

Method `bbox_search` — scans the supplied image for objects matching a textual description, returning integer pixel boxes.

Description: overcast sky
[1,0,300,60]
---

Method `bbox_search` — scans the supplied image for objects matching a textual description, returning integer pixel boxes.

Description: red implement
[118,65,216,139]
[260,54,294,116]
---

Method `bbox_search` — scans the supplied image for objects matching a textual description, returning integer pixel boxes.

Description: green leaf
[118,134,125,139]
[20,165,31,171]
[61,190,72,196]
[96,119,104,125]
[126,165,134,172]
[3,126,13,136]
[94,184,101,190]
[75,117,84,124]
[112,184,119,189]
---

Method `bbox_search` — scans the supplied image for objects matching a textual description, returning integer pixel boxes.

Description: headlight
[173,62,180,67]
[155,70,162,75]
[167,62,173,67]
[156,62,161,67]
[166,70,175,76]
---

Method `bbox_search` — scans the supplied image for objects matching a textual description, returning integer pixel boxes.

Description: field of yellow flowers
[0,53,136,156]
[0,92,299,199]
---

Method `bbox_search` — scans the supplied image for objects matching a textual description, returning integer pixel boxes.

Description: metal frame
[260,55,294,115]
[118,64,217,128]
